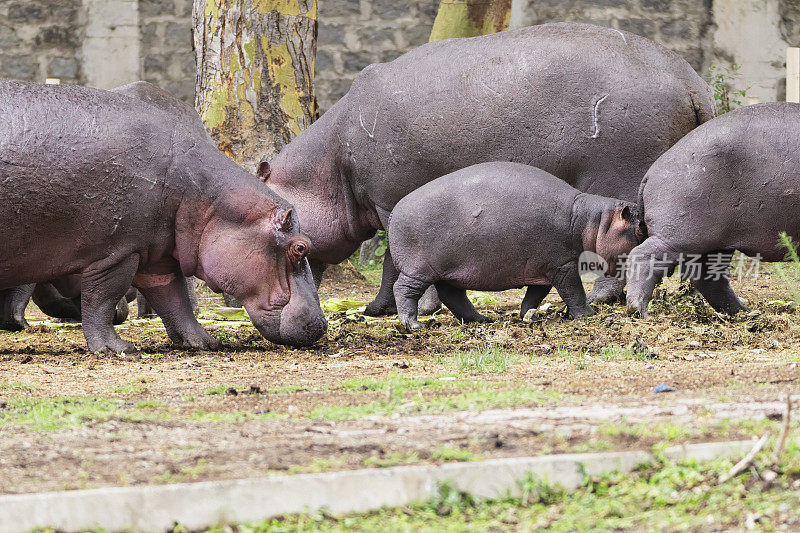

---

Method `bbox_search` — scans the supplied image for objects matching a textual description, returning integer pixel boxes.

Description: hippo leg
[81,255,140,354]
[587,276,626,305]
[686,253,748,315]
[625,238,681,318]
[365,247,400,316]
[137,273,220,350]
[520,285,552,318]
[0,284,35,331]
[185,277,200,316]
[32,282,82,322]
[136,290,156,318]
[393,273,429,329]
[310,259,327,290]
[434,282,490,323]
[553,263,594,318]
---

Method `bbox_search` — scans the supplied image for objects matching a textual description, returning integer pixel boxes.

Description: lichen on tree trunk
[192,0,318,166]
[429,0,512,42]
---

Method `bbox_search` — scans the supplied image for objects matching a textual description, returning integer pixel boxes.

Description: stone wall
[138,0,195,101]
[0,0,84,84]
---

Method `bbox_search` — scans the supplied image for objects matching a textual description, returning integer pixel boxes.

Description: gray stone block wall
[0,0,84,84]
[315,0,439,112]
[138,0,195,101]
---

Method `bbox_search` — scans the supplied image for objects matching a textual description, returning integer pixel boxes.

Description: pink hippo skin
[0,80,326,353]
[626,103,800,317]
[264,23,714,316]
[388,163,643,329]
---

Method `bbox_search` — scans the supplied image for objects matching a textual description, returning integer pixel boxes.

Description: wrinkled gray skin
[389,162,642,329]
[0,80,326,353]
[264,22,714,315]
[0,278,135,331]
[627,103,800,317]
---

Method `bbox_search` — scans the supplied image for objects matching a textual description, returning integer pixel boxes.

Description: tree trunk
[192,0,318,167]
[429,0,512,42]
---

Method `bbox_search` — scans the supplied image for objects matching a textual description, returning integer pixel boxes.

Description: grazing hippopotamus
[626,102,800,316]
[388,162,643,329]
[0,80,326,353]
[263,22,715,316]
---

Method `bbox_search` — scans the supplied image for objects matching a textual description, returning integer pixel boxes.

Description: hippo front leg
[81,255,140,355]
[0,284,35,331]
[552,263,594,318]
[136,273,219,351]
[520,285,551,318]
[32,282,82,322]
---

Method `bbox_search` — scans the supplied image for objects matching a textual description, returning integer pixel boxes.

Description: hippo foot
[0,316,29,331]
[397,316,425,331]
[364,298,397,317]
[174,331,220,351]
[87,338,137,356]
[459,314,491,324]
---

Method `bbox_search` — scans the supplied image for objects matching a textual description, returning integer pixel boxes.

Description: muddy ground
[0,263,798,495]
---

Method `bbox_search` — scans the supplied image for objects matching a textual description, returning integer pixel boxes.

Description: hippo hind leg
[0,284,35,331]
[81,255,140,355]
[587,276,626,305]
[685,252,747,315]
[365,247,400,316]
[32,282,82,322]
[552,263,594,318]
[434,282,490,324]
[393,273,429,330]
[625,237,681,317]
[520,285,551,318]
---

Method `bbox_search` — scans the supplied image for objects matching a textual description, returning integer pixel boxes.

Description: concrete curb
[0,440,754,533]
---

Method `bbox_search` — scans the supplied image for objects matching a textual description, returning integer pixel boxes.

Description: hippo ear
[274,208,293,233]
[257,159,271,183]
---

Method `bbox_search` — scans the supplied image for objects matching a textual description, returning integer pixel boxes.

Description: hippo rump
[388,162,642,329]
[263,22,715,315]
[0,80,326,353]
[626,103,800,316]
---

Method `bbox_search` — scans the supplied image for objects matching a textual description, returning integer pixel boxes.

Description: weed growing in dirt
[205,384,241,395]
[287,457,348,474]
[155,459,209,484]
[451,345,520,373]
[775,232,800,304]
[363,450,420,468]
[0,381,37,391]
[0,397,160,431]
[229,443,800,532]
[110,378,147,394]
[599,343,654,362]
[598,420,690,442]
[431,446,480,462]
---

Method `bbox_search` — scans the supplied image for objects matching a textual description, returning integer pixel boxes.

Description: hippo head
[594,204,644,276]
[193,195,327,347]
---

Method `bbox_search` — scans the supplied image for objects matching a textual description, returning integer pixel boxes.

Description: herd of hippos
[0,22,797,354]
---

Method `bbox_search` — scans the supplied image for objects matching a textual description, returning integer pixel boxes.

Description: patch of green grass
[363,450,420,468]
[188,410,286,423]
[337,373,479,393]
[287,457,348,474]
[220,443,800,532]
[204,384,240,395]
[451,345,520,373]
[0,381,37,391]
[135,399,167,409]
[0,397,162,431]
[599,343,654,361]
[307,381,561,421]
[111,378,147,394]
[155,459,209,484]
[598,420,691,442]
[431,446,480,463]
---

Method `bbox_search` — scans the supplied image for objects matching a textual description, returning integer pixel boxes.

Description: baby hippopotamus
[627,102,800,316]
[388,162,643,328]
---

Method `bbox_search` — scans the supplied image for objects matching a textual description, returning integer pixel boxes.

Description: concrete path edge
[0,440,755,532]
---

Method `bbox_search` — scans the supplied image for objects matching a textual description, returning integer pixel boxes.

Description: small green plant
[518,473,567,505]
[0,382,37,391]
[364,450,420,468]
[775,232,800,303]
[287,457,347,474]
[452,345,519,373]
[431,446,480,463]
[204,384,239,395]
[707,64,748,113]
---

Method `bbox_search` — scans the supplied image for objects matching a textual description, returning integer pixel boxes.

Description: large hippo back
[343,22,712,208]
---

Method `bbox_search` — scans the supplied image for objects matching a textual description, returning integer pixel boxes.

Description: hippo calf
[626,103,800,316]
[388,163,642,329]
[0,80,326,353]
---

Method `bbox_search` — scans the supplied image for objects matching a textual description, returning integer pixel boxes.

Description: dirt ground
[0,263,798,496]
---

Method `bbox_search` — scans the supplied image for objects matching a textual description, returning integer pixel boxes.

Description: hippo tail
[636,174,649,240]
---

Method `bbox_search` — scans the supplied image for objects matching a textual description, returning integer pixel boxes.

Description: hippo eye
[287,239,310,269]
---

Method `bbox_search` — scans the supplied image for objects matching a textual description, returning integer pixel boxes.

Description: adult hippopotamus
[0,80,326,353]
[263,22,715,315]
[626,103,800,317]
[388,162,642,329]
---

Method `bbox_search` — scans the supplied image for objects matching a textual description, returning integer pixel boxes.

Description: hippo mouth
[251,309,327,348]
